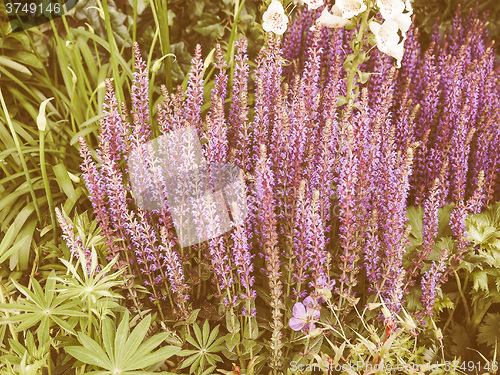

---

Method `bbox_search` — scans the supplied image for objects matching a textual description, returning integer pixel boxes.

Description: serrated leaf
[471,270,489,292]
[477,313,500,347]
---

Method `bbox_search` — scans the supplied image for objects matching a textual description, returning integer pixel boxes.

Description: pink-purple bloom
[289,296,321,333]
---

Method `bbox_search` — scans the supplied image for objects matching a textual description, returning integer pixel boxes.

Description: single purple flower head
[289,296,320,333]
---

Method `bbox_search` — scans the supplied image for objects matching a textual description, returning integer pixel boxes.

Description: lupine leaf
[102,318,115,364]
[119,315,151,367]
[127,345,180,370]
[114,310,130,361]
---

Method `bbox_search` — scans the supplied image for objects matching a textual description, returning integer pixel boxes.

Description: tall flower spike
[131,41,152,143]
[185,44,204,134]
[292,180,310,299]
[102,79,126,162]
[255,144,283,369]
[337,123,360,299]
[160,226,190,319]
[78,137,110,237]
[306,190,330,294]
[229,38,251,171]
[421,249,449,317]
[55,207,91,263]
[231,206,256,306]
[206,44,228,165]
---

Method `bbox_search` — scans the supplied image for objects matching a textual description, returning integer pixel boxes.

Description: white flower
[335,0,367,19]
[262,0,289,35]
[394,11,412,33]
[369,19,405,68]
[376,0,405,20]
[301,0,324,10]
[405,0,413,14]
[376,0,412,34]
[316,5,350,28]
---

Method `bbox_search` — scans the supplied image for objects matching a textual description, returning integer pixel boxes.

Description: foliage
[177,320,225,374]
[65,311,181,374]
[412,0,500,55]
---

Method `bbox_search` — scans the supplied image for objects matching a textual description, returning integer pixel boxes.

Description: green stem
[442,295,460,333]
[123,248,145,319]
[196,245,202,300]
[87,295,92,338]
[152,0,172,91]
[148,274,166,321]
[454,270,470,323]
[471,299,492,330]
[39,130,57,246]
[47,345,52,375]
[226,0,247,82]
[0,89,42,222]
[101,0,125,103]
[345,7,370,103]
[133,0,138,42]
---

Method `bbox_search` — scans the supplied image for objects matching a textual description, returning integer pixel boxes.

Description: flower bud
[37,97,54,131]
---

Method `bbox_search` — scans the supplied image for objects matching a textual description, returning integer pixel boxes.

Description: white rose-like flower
[302,0,324,10]
[262,0,289,35]
[316,5,350,28]
[335,0,367,19]
[369,19,405,68]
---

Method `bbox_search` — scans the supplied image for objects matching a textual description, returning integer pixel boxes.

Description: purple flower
[289,296,320,333]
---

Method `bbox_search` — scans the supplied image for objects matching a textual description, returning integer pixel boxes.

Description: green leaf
[187,308,200,325]
[119,315,151,367]
[202,319,210,346]
[52,163,77,202]
[114,310,130,361]
[193,321,203,348]
[132,331,169,360]
[406,206,423,244]
[65,340,111,369]
[0,56,32,75]
[471,270,489,292]
[102,318,115,364]
[128,346,180,370]
[477,313,500,347]
[225,332,240,352]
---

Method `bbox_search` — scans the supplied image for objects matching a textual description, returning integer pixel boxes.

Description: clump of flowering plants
[54,0,500,372]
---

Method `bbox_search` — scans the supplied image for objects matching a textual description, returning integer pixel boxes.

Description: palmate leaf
[178,320,224,374]
[65,311,180,373]
[0,271,86,334]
